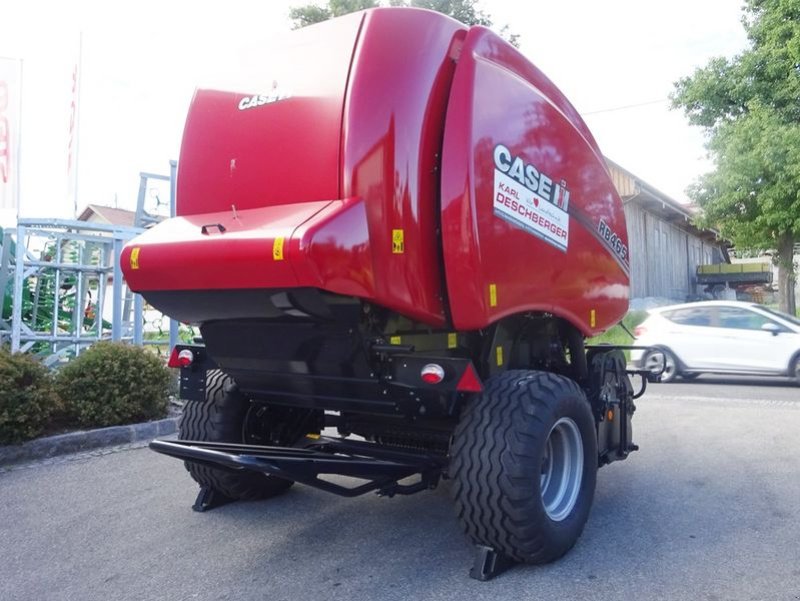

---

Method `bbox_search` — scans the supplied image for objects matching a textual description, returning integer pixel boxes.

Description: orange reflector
[456,363,483,392]
[607,409,614,421]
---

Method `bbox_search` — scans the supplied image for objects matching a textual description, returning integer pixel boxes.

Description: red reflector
[421,363,445,384]
[456,363,483,392]
[168,348,194,368]
[633,325,646,337]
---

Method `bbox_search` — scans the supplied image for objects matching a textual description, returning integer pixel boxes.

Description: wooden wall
[624,202,718,301]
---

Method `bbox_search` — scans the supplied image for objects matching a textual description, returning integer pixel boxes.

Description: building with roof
[606,160,728,303]
[77,204,139,228]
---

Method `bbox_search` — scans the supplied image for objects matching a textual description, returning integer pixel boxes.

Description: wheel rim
[540,417,584,522]
[645,351,676,380]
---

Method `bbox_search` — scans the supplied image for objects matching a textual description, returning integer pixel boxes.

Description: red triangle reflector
[456,363,483,392]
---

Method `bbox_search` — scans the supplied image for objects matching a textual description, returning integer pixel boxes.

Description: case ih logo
[492,144,571,252]
[238,81,292,111]
[0,81,9,183]
[493,144,570,211]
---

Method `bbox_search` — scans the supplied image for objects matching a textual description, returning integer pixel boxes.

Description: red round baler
[125,8,646,579]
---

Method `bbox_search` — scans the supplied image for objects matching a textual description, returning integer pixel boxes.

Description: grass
[587,310,649,348]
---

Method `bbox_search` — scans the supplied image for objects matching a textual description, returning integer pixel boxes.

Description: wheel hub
[645,351,676,380]
[540,417,584,522]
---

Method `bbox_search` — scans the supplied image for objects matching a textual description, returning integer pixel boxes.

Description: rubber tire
[644,348,679,383]
[179,370,293,501]
[450,370,598,564]
[791,356,800,386]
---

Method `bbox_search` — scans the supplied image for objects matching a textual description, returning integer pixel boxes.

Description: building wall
[624,202,718,301]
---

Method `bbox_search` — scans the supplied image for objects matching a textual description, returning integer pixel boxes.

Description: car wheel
[644,349,679,383]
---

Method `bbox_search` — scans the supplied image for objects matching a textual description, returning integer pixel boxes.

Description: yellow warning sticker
[590,309,596,328]
[448,333,457,349]
[496,345,504,366]
[390,336,402,345]
[130,247,140,270]
[273,237,285,261]
[489,284,497,307]
[392,229,405,254]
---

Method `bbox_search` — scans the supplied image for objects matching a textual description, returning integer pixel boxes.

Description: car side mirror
[761,323,781,336]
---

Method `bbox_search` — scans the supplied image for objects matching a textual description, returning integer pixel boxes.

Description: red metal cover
[123,10,627,335]
[339,8,463,325]
[440,27,630,335]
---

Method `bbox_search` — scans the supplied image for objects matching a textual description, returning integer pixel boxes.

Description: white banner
[0,57,22,213]
[493,169,570,252]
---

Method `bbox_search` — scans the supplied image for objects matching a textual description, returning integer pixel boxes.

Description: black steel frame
[150,435,447,498]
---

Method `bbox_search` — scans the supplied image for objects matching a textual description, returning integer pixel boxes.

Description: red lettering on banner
[496,183,568,244]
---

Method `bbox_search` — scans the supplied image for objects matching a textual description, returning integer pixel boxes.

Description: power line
[583,98,669,116]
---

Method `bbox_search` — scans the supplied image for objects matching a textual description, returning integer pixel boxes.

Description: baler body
[121,8,629,336]
[136,9,645,575]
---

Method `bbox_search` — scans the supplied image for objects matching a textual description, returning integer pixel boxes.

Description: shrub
[55,342,171,429]
[0,349,60,444]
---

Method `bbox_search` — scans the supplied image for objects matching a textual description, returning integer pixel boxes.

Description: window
[663,307,712,326]
[759,306,800,328]
[717,307,773,330]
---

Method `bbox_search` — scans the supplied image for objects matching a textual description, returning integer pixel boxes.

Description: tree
[672,0,800,314]
[289,0,379,28]
[289,0,519,46]
[407,0,491,26]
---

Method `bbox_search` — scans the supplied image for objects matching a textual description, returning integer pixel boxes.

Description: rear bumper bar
[150,436,447,497]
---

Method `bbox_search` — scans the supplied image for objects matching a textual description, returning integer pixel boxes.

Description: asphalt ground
[1,376,799,601]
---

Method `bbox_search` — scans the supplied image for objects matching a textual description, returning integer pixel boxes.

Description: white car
[630,300,800,384]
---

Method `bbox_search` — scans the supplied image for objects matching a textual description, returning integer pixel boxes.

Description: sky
[0,0,750,224]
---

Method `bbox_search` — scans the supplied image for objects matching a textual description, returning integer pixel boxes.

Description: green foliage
[688,105,800,246]
[408,0,490,26]
[288,0,519,46]
[55,342,171,429]
[671,0,800,313]
[0,349,60,445]
[673,0,800,130]
[290,0,379,27]
[588,311,648,347]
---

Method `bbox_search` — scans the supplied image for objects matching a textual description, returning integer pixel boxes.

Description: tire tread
[179,370,293,501]
[451,370,597,563]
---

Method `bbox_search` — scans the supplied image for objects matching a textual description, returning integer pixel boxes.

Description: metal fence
[0,164,179,364]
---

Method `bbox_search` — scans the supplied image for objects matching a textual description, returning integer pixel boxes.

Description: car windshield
[759,305,800,327]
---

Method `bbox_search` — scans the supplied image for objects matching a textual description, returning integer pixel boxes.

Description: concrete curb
[0,417,179,467]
